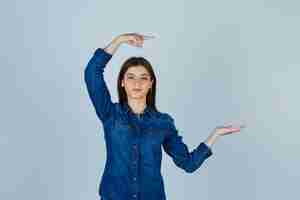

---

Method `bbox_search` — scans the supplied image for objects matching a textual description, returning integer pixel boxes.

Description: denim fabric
[84,48,213,200]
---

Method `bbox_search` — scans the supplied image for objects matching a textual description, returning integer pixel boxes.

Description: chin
[130,94,146,99]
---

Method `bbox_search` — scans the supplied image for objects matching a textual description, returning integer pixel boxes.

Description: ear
[121,79,125,87]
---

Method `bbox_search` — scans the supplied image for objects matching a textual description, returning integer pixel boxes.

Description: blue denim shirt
[84,48,213,200]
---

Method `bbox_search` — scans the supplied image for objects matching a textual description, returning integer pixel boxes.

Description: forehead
[125,65,150,76]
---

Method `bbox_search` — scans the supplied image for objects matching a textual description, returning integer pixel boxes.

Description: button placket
[127,118,141,200]
[132,141,139,188]
[132,143,138,160]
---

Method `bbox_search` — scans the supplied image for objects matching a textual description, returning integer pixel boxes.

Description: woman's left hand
[204,123,246,148]
[213,124,246,136]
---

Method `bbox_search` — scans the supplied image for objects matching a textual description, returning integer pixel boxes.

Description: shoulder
[154,111,175,124]
[154,112,178,134]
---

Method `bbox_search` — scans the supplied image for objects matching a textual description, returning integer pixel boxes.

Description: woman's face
[121,65,153,100]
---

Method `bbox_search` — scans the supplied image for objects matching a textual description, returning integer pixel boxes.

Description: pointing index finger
[141,34,156,40]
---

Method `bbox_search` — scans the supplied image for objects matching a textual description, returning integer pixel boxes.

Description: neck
[127,98,147,114]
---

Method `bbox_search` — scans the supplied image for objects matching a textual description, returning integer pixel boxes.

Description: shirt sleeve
[162,114,213,173]
[84,48,115,123]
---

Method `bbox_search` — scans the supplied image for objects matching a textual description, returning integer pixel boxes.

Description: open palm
[214,124,246,136]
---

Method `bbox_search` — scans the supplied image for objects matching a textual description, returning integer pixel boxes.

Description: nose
[134,79,142,86]
[134,82,141,89]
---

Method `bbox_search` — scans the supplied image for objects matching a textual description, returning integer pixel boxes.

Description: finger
[136,33,156,40]
[227,127,241,131]
[223,128,241,135]
[223,123,246,129]
[220,128,240,135]
[133,36,142,46]
[128,39,134,44]
[128,36,137,44]
[223,131,239,136]
[133,34,141,41]
[137,36,144,46]
[142,35,155,40]
[130,40,139,47]
[132,37,141,47]
[219,125,233,129]
[134,37,142,47]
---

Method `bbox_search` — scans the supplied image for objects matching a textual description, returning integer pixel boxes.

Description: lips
[133,89,142,92]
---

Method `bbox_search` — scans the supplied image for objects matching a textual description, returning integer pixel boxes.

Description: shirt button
[133,160,137,165]
[133,177,137,181]
[133,144,137,149]
[133,194,137,198]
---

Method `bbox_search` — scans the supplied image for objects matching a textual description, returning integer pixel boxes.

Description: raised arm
[84,33,155,123]
[84,47,114,123]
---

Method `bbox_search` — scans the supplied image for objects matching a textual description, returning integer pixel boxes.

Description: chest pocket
[114,119,134,131]
[143,126,166,146]
[110,119,135,144]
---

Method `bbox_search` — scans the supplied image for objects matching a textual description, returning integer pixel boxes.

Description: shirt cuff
[94,48,113,62]
[198,142,213,157]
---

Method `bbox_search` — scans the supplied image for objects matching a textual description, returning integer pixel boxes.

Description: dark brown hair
[117,57,158,112]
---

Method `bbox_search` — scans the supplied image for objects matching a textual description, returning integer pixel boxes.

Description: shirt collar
[123,102,153,118]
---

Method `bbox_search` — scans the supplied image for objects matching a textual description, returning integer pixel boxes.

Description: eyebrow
[126,73,150,76]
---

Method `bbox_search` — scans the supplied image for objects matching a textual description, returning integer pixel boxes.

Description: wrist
[205,132,220,147]
[104,36,123,55]
[114,35,125,45]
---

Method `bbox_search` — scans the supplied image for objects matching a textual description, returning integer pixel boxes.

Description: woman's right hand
[104,33,155,55]
[117,33,155,48]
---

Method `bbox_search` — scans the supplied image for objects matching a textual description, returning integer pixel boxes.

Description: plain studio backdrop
[1,0,299,199]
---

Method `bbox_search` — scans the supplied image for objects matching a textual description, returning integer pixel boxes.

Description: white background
[1,0,299,199]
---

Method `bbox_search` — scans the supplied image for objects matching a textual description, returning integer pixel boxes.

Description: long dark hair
[117,57,158,112]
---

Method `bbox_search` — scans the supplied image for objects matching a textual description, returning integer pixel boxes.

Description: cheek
[143,84,151,91]
[123,81,131,89]
[124,84,133,94]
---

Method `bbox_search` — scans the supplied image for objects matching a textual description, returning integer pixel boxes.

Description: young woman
[84,33,245,200]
